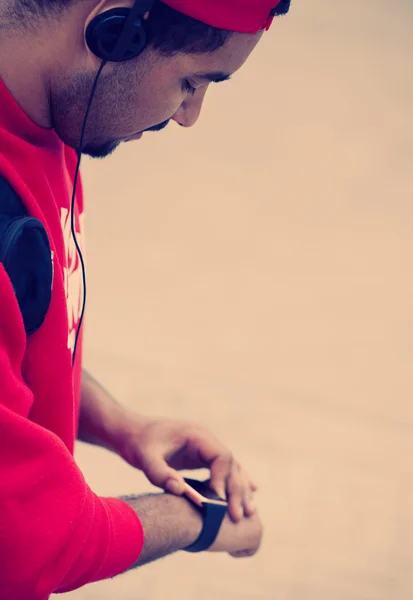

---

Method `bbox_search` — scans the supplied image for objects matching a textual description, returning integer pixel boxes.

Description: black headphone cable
[71,60,107,367]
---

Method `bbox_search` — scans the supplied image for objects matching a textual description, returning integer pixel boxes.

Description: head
[0,0,291,157]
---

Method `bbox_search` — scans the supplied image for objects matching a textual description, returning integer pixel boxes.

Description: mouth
[124,132,143,142]
[124,119,171,143]
[144,119,171,133]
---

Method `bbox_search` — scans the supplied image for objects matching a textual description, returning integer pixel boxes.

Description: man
[0,0,290,598]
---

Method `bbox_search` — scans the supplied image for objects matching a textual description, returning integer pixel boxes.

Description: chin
[81,140,121,159]
[54,124,122,159]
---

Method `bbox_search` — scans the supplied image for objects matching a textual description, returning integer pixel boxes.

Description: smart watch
[183,478,228,553]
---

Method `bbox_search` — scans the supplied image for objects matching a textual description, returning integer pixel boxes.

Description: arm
[0,273,261,598]
[78,370,257,522]
[78,377,263,567]
[122,492,262,569]
[0,268,143,598]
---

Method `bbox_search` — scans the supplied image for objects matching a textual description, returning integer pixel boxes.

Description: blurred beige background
[65,1,413,598]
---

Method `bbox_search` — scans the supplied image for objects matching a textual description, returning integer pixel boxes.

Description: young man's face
[51,26,263,158]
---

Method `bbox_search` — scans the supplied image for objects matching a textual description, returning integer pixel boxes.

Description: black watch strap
[184,500,227,553]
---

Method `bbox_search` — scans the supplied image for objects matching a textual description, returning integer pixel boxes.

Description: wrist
[182,478,228,553]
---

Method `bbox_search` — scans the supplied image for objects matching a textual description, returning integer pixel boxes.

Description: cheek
[134,82,184,129]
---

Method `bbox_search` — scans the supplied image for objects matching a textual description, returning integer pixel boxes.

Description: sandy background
[64,1,413,598]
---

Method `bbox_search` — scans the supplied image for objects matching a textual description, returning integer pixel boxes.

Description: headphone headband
[130,0,156,15]
[120,0,155,45]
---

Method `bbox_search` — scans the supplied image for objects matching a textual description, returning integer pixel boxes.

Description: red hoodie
[0,78,144,598]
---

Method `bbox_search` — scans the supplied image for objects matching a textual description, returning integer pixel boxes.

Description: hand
[116,415,257,522]
[208,511,263,558]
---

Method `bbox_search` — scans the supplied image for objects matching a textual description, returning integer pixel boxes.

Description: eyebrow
[195,72,232,84]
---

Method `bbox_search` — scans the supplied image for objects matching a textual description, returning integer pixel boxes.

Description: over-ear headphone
[71,1,155,367]
[85,0,155,62]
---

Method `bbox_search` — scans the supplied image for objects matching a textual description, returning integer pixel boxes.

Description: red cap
[160,0,283,34]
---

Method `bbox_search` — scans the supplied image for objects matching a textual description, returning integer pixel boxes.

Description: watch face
[184,478,227,505]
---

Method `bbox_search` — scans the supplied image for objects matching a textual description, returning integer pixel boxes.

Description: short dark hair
[6,0,230,53]
[8,0,290,54]
[146,2,231,55]
[272,0,291,17]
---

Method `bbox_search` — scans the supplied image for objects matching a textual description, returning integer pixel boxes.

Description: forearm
[78,370,133,452]
[79,376,203,565]
[122,493,203,568]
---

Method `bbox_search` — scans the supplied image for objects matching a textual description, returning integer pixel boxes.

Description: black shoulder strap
[0,175,53,335]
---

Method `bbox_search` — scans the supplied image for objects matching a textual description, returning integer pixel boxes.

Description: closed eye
[183,80,197,96]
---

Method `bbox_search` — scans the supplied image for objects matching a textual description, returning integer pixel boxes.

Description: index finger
[187,430,232,498]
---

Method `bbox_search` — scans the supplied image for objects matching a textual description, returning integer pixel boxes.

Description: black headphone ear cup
[118,25,147,62]
[86,7,147,62]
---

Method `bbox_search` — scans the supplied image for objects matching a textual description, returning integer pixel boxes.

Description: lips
[124,132,143,142]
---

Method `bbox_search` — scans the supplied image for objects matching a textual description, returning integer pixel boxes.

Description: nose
[172,87,208,128]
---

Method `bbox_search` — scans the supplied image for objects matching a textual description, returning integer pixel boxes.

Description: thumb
[141,456,185,495]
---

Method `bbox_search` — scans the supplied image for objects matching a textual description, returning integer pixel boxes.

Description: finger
[209,453,234,500]
[229,549,256,558]
[242,469,258,492]
[242,475,256,518]
[140,456,186,495]
[239,469,257,517]
[250,479,258,492]
[226,462,244,522]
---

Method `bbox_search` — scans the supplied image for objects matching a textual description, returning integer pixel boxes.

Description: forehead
[181,30,264,77]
